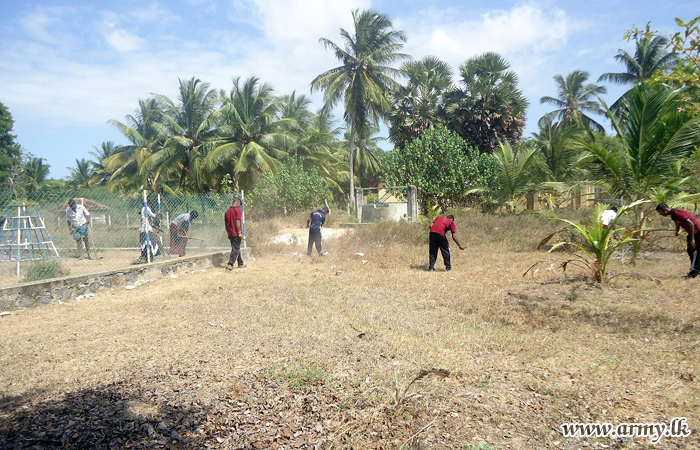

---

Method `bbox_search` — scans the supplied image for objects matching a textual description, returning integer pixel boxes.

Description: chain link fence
[0,190,243,286]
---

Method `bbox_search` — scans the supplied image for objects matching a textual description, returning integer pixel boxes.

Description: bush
[246,161,332,218]
[23,259,67,282]
[381,127,499,209]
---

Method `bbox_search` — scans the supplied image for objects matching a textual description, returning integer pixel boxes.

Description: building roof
[55,198,110,212]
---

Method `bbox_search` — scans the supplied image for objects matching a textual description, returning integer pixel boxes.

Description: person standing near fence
[306,206,329,256]
[136,201,161,263]
[169,210,198,257]
[65,198,92,260]
[224,197,246,270]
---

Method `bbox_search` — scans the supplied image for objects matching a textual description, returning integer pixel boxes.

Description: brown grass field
[0,210,698,449]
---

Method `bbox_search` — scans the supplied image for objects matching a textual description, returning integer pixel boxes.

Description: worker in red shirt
[428,214,465,272]
[224,197,246,270]
[656,203,700,278]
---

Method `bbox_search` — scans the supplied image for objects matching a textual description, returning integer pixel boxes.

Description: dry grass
[0,210,698,449]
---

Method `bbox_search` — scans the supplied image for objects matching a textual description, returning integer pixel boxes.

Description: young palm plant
[546,199,646,283]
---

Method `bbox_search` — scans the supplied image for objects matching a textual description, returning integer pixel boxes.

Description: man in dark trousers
[656,203,700,278]
[306,206,329,256]
[224,197,246,270]
[429,214,465,272]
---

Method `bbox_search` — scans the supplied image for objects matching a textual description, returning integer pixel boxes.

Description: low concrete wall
[0,249,249,311]
[361,202,408,223]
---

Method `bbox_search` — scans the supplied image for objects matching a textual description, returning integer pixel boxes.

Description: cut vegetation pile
[0,211,698,449]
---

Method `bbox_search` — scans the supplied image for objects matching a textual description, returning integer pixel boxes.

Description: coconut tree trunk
[348,119,357,209]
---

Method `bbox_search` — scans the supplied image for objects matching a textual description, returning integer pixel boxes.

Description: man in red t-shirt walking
[224,197,246,270]
[656,203,700,278]
[428,214,465,272]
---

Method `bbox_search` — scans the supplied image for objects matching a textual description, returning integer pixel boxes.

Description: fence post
[407,186,418,222]
[241,190,246,248]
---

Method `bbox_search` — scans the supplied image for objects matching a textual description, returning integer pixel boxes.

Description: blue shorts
[72,225,89,240]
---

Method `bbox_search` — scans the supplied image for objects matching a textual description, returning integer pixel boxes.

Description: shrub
[381,127,499,209]
[23,259,67,282]
[246,161,332,218]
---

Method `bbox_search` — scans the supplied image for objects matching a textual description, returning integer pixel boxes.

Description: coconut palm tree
[467,141,537,212]
[579,82,700,228]
[388,56,453,149]
[598,35,676,113]
[531,117,587,183]
[67,158,92,188]
[22,157,50,193]
[205,76,291,191]
[143,77,219,193]
[311,9,408,207]
[88,141,120,186]
[598,35,675,85]
[107,98,167,192]
[445,52,529,153]
[540,70,607,133]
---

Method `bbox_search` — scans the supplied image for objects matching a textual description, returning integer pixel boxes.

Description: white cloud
[104,29,146,52]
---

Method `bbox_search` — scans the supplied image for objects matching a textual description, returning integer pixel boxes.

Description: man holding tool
[224,197,246,270]
[65,198,92,260]
[656,203,700,279]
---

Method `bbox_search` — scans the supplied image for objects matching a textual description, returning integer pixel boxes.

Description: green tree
[107,98,167,192]
[467,141,537,212]
[205,76,291,191]
[89,141,121,186]
[382,127,498,209]
[0,101,22,187]
[598,34,675,113]
[445,52,529,153]
[67,158,92,188]
[388,56,453,149]
[22,157,50,193]
[311,9,408,207]
[143,77,219,193]
[531,117,587,183]
[540,70,607,133]
[579,82,700,227]
[547,200,646,283]
[247,160,332,216]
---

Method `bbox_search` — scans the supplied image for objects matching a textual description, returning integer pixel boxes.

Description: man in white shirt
[65,198,92,259]
[601,206,618,230]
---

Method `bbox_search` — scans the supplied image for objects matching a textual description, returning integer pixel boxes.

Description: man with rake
[656,203,700,279]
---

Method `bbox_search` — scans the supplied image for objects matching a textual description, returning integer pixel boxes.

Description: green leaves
[382,127,498,209]
[547,199,647,283]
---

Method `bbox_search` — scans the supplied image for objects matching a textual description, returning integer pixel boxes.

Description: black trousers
[687,232,700,271]
[429,232,451,269]
[228,236,244,267]
[307,230,322,256]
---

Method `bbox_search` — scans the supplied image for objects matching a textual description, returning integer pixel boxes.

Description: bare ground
[0,219,698,449]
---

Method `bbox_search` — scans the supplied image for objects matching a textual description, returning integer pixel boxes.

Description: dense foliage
[5,12,700,218]
[382,127,498,208]
[0,101,22,188]
[246,161,333,217]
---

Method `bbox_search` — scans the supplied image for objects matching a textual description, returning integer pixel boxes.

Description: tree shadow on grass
[0,381,201,449]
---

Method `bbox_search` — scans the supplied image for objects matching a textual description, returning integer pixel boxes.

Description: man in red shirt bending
[656,203,700,278]
[429,214,465,272]
[224,197,246,270]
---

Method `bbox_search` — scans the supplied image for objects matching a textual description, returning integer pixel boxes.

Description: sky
[1,0,699,179]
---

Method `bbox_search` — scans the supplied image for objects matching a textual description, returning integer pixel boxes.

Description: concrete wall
[361,202,408,222]
[0,249,248,311]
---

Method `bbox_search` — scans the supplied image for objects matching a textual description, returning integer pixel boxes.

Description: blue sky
[1,0,698,179]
